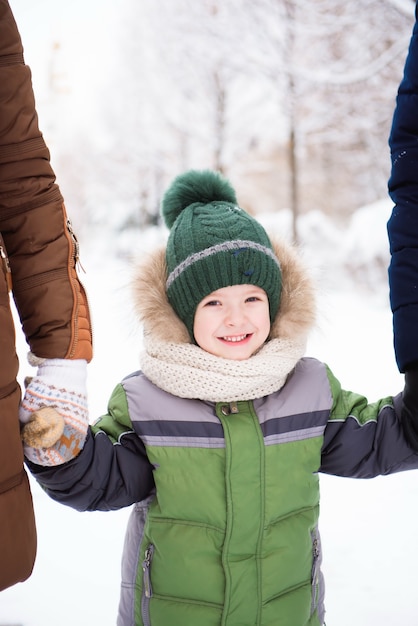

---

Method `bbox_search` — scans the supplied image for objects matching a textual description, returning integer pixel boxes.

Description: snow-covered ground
[2,201,418,626]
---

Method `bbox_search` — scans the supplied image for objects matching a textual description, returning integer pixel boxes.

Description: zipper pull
[0,245,12,292]
[142,545,154,598]
[220,401,239,416]
[311,537,320,582]
[66,218,85,273]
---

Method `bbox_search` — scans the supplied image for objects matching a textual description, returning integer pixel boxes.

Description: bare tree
[66,0,414,236]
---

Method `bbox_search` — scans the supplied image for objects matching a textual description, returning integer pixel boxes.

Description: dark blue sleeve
[26,428,155,512]
[387,7,418,372]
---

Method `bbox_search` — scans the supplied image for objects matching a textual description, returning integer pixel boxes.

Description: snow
[2,200,418,626]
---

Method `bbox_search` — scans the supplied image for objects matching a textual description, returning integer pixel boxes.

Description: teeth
[222,334,247,342]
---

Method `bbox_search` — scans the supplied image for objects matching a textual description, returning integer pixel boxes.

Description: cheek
[259,310,271,341]
[193,311,211,347]
[261,318,271,338]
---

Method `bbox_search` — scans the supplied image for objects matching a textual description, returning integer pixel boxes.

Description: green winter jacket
[98,362,326,626]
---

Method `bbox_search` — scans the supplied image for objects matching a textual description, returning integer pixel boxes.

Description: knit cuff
[35,358,87,394]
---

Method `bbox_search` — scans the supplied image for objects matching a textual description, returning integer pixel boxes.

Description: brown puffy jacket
[0,0,92,590]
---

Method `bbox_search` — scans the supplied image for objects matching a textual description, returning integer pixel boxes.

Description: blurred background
[11,0,415,249]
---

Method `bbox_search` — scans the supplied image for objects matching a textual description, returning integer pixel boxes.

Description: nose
[224,302,246,326]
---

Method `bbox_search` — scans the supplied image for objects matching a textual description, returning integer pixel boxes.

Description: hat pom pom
[161,169,237,229]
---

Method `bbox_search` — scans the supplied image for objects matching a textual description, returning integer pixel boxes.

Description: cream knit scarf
[140,335,306,403]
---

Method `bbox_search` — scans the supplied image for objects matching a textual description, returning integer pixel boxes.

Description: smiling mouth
[220,334,250,343]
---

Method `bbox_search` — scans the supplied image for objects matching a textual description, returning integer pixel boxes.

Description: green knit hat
[162,169,282,338]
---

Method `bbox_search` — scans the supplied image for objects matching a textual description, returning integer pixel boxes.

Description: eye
[204,299,221,307]
[246,296,261,303]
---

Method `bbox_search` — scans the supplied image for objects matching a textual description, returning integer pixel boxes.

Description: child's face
[193,284,271,360]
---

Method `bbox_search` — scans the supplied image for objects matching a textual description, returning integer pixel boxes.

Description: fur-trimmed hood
[131,237,316,348]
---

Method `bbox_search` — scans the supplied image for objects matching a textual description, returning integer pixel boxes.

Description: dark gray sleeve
[27,428,155,512]
[320,373,418,478]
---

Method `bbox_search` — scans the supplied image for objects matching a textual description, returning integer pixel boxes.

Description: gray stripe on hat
[166,239,281,289]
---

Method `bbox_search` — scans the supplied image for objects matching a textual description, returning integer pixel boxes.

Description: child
[21,164,418,626]
[21,13,418,626]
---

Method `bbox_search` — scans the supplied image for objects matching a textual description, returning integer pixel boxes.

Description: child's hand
[19,357,89,466]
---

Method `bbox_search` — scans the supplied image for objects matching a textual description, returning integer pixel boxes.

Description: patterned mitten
[19,355,88,466]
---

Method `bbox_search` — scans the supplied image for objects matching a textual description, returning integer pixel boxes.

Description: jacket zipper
[66,218,85,273]
[66,217,81,357]
[141,544,154,626]
[0,242,12,292]
[310,531,320,616]
[65,216,93,358]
